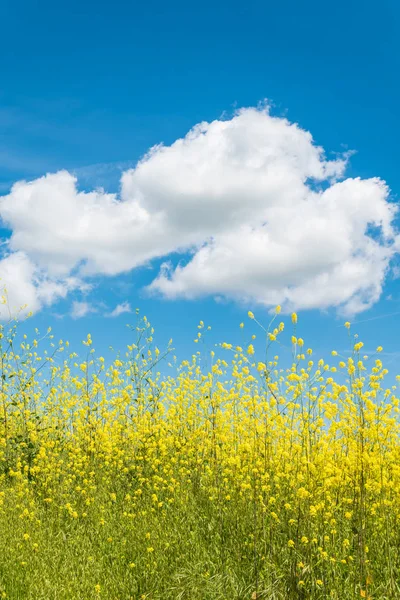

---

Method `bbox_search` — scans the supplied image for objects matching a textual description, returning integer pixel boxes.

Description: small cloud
[392,266,400,279]
[70,300,97,319]
[106,301,131,318]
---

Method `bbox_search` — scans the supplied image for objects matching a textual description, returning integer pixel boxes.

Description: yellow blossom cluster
[0,308,396,599]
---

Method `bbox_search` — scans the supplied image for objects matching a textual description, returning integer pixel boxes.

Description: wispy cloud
[336,310,400,327]
[70,301,97,319]
[106,301,132,318]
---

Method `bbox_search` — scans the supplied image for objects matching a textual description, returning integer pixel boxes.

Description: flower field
[0,307,399,599]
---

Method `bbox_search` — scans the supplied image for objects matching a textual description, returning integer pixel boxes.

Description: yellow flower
[248,311,255,319]
[344,321,351,329]
[301,536,309,544]
[291,312,298,324]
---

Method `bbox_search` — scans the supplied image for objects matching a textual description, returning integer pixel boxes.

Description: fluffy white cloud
[0,251,85,319]
[149,177,398,314]
[0,106,398,317]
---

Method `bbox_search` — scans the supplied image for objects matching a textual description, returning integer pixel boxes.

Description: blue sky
[1,0,400,373]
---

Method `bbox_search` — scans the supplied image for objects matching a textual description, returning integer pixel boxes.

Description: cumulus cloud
[0,105,398,317]
[0,251,85,319]
[149,177,397,314]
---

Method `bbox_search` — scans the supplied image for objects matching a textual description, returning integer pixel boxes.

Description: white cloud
[0,105,398,317]
[0,251,84,319]
[149,177,397,314]
[70,301,96,319]
[106,301,132,318]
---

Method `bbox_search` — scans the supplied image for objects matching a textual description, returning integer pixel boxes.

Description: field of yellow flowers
[0,305,399,599]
